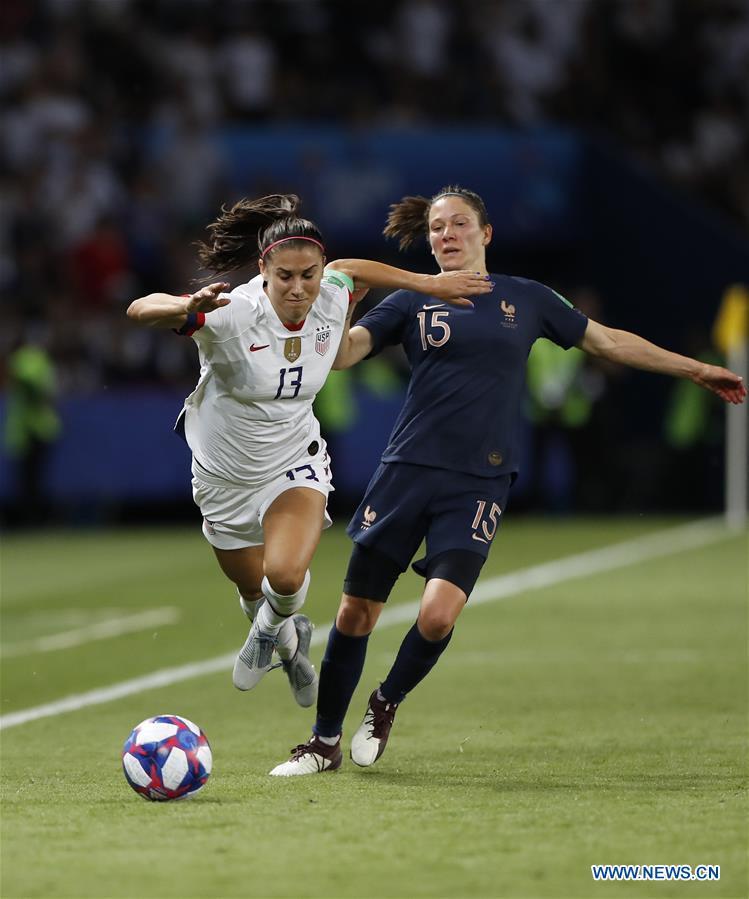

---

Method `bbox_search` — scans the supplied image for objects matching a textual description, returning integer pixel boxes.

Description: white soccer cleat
[232,619,278,691]
[350,689,399,767]
[269,735,342,776]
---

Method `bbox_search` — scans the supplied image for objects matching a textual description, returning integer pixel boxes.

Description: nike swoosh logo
[249,344,270,352]
[422,303,446,310]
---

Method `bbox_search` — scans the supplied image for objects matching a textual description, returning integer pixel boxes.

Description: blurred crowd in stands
[2,0,748,393]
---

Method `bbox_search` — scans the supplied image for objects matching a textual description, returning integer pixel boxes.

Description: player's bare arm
[126,282,231,329]
[580,319,747,404]
[328,260,491,369]
[332,323,374,370]
[327,259,491,307]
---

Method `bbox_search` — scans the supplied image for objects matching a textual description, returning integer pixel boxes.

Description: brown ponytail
[196,194,324,275]
[383,195,431,252]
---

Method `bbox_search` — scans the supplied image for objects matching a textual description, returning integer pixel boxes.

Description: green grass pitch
[1,518,747,898]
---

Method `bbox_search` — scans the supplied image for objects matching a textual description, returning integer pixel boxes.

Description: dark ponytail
[196,194,324,275]
[384,185,490,252]
[383,195,431,251]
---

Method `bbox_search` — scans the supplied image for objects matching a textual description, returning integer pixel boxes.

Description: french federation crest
[315,327,331,356]
[284,337,302,362]
[500,299,517,329]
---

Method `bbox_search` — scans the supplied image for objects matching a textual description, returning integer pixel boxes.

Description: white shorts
[191,441,334,550]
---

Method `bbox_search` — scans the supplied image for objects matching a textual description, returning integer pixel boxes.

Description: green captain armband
[323,269,355,293]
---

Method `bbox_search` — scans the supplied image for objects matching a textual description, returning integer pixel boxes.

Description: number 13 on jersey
[275,366,303,399]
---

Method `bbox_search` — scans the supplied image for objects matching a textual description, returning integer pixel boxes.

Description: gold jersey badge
[284,337,302,362]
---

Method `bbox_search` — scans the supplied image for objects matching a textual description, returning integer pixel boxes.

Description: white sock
[315,734,339,746]
[275,617,299,661]
[256,572,310,635]
[238,589,262,621]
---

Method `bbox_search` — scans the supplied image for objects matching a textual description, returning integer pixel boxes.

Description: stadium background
[2,0,748,526]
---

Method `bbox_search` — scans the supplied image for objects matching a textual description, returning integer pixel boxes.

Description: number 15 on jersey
[417,310,451,350]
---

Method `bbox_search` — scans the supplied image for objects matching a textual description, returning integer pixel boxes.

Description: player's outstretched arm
[126,282,231,329]
[327,259,492,307]
[332,284,373,371]
[580,319,747,404]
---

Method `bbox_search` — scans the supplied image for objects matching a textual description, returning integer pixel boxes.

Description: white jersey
[178,271,352,486]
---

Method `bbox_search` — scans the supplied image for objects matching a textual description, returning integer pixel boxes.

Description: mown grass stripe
[1,607,181,657]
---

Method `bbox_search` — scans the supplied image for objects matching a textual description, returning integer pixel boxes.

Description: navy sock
[380,623,453,705]
[314,625,369,738]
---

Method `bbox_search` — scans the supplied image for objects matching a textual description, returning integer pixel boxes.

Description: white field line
[1,608,181,658]
[0,518,734,731]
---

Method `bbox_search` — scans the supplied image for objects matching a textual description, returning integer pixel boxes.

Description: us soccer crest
[315,327,331,356]
[284,337,302,362]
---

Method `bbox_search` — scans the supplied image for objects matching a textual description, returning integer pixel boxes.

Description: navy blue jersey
[356,274,588,478]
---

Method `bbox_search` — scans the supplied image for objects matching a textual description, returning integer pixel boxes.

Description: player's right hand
[428,271,494,307]
[186,282,231,313]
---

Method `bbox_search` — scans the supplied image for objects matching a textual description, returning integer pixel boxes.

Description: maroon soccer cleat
[268,734,342,776]
[350,689,399,767]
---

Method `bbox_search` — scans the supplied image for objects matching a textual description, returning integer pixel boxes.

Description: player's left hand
[692,363,747,404]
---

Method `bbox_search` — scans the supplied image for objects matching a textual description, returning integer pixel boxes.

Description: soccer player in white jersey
[127,193,492,707]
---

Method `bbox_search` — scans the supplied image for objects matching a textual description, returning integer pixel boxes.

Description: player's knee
[417,611,455,642]
[336,596,380,636]
[264,567,307,597]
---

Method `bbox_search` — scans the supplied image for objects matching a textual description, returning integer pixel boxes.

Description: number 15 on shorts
[471,500,501,544]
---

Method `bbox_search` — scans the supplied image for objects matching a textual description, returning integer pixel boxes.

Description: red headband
[260,236,325,259]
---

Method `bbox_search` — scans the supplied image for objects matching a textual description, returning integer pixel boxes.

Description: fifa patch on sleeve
[324,269,355,293]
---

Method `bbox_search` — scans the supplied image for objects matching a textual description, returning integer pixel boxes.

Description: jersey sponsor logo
[315,327,331,356]
[249,343,270,352]
[360,505,377,529]
[284,336,302,362]
[422,303,446,310]
[500,299,517,329]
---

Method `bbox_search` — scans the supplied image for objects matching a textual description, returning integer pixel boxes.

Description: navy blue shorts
[346,462,513,575]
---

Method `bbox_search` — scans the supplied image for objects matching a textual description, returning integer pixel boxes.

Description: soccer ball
[122,715,212,801]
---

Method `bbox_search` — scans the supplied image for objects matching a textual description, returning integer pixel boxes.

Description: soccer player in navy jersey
[269,186,746,776]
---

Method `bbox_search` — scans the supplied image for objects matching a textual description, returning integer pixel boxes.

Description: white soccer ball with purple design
[122,715,212,801]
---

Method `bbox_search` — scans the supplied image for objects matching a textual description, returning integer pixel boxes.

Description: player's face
[428,197,492,273]
[260,246,325,323]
